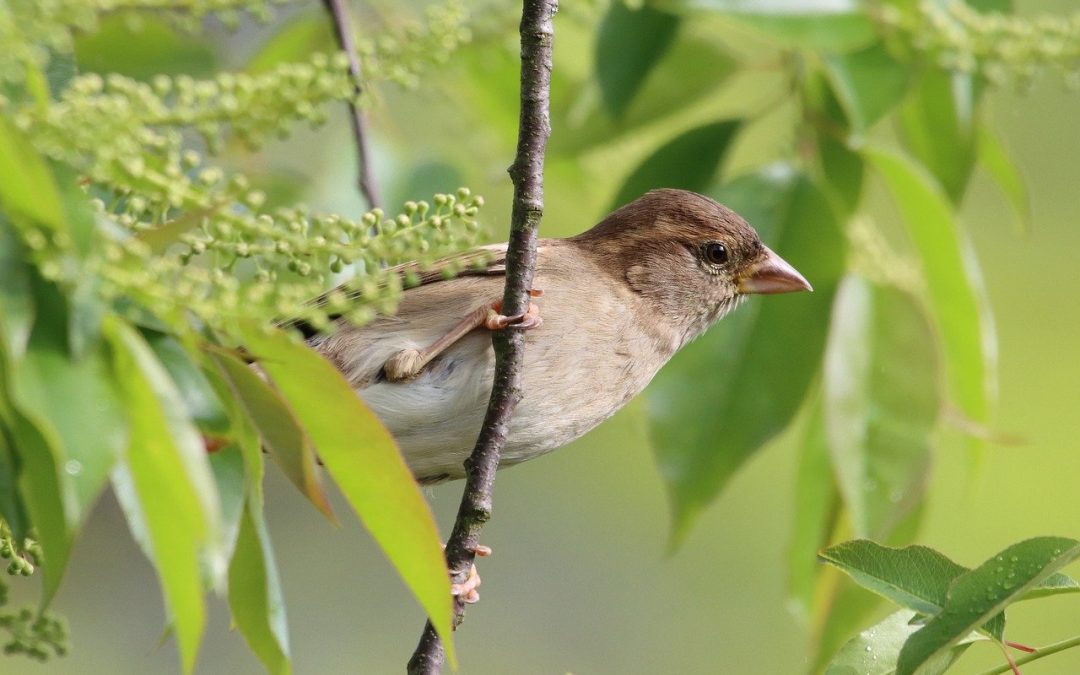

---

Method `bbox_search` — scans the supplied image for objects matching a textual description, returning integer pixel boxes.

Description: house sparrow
[304,188,811,484]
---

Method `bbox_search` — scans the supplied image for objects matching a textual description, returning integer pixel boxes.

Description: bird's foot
[450,544,492,605]
[484,289,544,331]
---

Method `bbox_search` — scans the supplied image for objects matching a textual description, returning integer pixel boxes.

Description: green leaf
[612,120,741,209]
[107,319,223,673]
[825,609,983,675]
[977,127,1030,233]
[896,537,1080,675]
[658,0,877,51]
[145,333,230,436]
[11,336,127,527]
[595,3,680,118]
[898,70,976,203]
[0,216,34,358]
[803,73,865,217]
[206,347,333,520]
[246,13,330,74]
[787,395,841,621]
[229,499,291,675]
[237,327,455,666]
[75,15,217,80]
[648,170,845,545]
[11,412,72,605]
[823,42,910,134]
[824,277,937,539]
[553,35,736,152]
[209,445,246,564]
[864,146,995,433]
[0,117,67,234]
[820,540,969,617]
[1021,572,1080,600]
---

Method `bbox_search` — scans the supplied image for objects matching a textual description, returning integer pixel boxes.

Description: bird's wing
[281,243,508,338]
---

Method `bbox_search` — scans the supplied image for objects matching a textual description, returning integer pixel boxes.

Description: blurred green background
[11,0,1080,672]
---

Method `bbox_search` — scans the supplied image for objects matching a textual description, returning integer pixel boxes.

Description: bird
[303,188,812,485]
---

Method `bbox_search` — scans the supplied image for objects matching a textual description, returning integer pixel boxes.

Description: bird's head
[573,188,811,346]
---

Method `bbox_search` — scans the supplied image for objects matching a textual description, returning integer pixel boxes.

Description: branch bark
[406,0,557,672]
[321,0,382,209]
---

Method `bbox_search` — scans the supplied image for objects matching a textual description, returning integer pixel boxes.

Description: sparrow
[303,188,812,484]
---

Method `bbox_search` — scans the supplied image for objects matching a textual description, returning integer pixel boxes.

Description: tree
[1,0,1079,673]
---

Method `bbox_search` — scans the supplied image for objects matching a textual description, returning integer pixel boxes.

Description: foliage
[0,0,1079,673]
[0,0,478,671]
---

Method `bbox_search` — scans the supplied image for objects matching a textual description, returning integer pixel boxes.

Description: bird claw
[484,293,543,331]
[449,544,492,605]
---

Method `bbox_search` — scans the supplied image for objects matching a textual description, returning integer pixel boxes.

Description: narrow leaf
[897,537,1080,675]
[206,347,333,520]
[229,498,291,675]
[11,412,72,605]
[107,319,222,673]
[865,146,995,433]
[237,327,455,666]
[977,127,1030,233]
[898,70,976,203]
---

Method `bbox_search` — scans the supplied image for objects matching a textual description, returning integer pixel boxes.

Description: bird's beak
[737,246,813,294]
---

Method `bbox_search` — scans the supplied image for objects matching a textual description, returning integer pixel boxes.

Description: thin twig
[321,0,382,209]
[405,0,557,673]
[978,634,1080,675]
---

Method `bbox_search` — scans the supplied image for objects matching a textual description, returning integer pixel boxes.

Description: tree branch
[406,0,557,672]
[321,0,382,209]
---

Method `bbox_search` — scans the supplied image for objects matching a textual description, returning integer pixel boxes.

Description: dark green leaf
[825,609,984,675]
[107,319,223,673]
[824,277,937,539]
[206,347,333,519]
[229,499,291,675]
[237,327,456,666]
[865,147,995,433]
[896,537,1080,675]
[823,42,910,134]
[898,70,976,203]
[596,3,680,118]
[612,120,741,210]
[977,127,1030,233]
[648,171,845,544]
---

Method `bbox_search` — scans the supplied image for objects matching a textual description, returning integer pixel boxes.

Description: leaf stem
[979,634,1080,675]
[321,0,382,209]
[405,0,557,673]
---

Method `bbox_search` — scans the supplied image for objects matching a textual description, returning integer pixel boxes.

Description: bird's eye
[703,242,729,265]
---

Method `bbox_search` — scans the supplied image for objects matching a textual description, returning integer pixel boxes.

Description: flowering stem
[321,0,382,209]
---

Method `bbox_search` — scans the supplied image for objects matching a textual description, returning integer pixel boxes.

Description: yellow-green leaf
[237,326,455,666]
[107,319,223,673]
